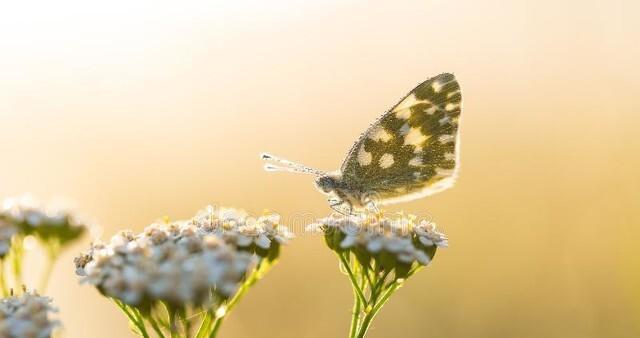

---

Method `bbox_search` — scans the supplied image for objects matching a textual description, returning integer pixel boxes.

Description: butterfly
[262,73,462,215]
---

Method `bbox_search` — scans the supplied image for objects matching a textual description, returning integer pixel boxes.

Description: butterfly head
[314,175,339,194]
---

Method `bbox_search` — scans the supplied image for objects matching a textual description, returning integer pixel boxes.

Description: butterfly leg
[364,199,379,213]
[360,192,380,213]
[328,197,353,215]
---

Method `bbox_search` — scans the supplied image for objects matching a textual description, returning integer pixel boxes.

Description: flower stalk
[310,212,447,338]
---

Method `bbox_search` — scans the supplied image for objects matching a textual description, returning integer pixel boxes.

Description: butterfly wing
[340,73,462,205]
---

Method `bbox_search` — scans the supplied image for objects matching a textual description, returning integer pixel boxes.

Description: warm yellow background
[1,1,638,337]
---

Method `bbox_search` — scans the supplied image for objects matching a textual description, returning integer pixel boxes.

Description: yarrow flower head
[310,211,448,338]
[0,195,86,246]
[75,222,255,307]
[74,205,292,338]
[309,212,447,278]
[0,195,89,294]
[0,290,60,338]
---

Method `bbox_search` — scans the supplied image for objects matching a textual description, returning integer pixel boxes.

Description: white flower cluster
[0,196,86,244]
[310,213,448,266]
[75,207,292,307]
[190,206,294,253]
[1,196,74,228]
[0,291,59,338]
[75,224,254,306]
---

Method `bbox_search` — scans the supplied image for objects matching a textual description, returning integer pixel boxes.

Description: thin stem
[355,311,375,338]
[356,280,404,338]
[338,253,367,306]
[370,270,390,299]
[147,312,167,338]
[195,310,213,338]
[132,308,152,338]
[348,256,379,338]
[348,280,363,338]
[347,258,420,338]
[354,283,398,338]
[363,266,375,289]
[168,308,178,338]
[9,236,23,288]
[0,259,8,297]
[181,311,192,337]
[208,313,224,338]
[372,282,401,314]
[113,299,149,338]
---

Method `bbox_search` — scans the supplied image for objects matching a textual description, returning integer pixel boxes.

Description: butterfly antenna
[261,153,326,176]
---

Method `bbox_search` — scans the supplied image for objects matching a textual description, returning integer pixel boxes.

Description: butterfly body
[314,173,373,214]
[263,73,462,215]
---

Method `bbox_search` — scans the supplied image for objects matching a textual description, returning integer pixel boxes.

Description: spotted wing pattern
[340,73,462,205]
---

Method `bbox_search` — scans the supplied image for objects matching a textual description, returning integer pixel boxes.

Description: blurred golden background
[1,1,639,337]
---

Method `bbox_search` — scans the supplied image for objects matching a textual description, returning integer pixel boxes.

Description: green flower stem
[363,270,375,290]
[113,299,149,338]
[338,253,367,306]
[168,309,178,338]
[0,259,8,297]
[181,311,192,337]
[371,282,400,315]
[355,282,400,338]
[147,312,167,338]
[133,309,154,338]
[194,310,213,338]
[370,270,390,298]
[355,310,376,338]
[9,236,24,288]
[344,257,420,338]
[345,258,378,338]
[353,266,424,338]
[349,284,362,338]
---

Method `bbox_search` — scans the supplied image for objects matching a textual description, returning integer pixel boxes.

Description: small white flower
[415,250,431,265]
[255,234,271,249]
[340,235,357,249]
[366,238,383,253]
[415,220,448,248]
[0,291,60,338]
